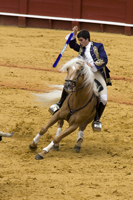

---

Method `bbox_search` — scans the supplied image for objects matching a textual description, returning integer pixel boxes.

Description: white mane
[32,57,98,106]
[60,57,98,96]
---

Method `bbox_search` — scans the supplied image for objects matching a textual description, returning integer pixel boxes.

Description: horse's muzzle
[64,80,76,92]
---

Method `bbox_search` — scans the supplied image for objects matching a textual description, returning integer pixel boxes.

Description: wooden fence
[0,0,133,35]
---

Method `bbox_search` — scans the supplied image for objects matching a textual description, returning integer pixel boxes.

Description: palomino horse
[29,57,99,160]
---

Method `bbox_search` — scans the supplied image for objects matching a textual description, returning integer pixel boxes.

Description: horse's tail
[32,84,63,105]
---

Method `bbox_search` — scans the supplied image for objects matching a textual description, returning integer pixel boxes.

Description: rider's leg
[57,88,68,107]
[94,94,107,122]
[93,71,107,131]
[49,88,68,115]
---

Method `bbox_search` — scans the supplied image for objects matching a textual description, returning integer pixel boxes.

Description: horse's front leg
[53,119,64,151]
[35,123,79,160]
[29,113,59,149]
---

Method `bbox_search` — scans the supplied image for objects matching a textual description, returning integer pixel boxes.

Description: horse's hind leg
[29,113,59,149]
[74,114,95,153]
[74,123,88,153]
[53,119,64,151]
[74,129,83,153]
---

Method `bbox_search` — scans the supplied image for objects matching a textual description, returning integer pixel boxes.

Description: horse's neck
[72,83,93,104]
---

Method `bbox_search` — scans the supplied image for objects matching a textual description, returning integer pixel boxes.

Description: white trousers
[94,71,107,105]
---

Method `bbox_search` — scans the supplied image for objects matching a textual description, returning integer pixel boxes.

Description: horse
[0,131,14,141]
[29,57,99,160]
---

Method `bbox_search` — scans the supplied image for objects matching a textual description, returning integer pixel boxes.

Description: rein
[66,84,95,122]
[73,82,91,93]
[65,63,95,121]
[65,72,81,90]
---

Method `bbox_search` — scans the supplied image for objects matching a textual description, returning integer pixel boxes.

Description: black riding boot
[95,102,106,121]
[57,88,68,108]
[0,136,2,141]
[49,88,68,115]
[92,102,106,132]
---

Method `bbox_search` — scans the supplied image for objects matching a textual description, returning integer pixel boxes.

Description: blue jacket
[69,39,112,86]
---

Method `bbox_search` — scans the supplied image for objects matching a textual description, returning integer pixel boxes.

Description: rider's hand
[87,62,92,68]
[72,26,78,36]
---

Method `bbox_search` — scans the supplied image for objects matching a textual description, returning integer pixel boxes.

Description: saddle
[94,79,103,93]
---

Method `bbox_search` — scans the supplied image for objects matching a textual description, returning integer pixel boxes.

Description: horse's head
[60,57,96,93]
[63,61,84,92]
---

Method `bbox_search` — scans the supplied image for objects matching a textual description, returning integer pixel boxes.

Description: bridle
[64,63,84,92]
[67,88,95,121]
[65,72,81,91]
[65,65,95,121]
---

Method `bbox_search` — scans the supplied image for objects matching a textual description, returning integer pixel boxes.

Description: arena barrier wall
[0,0,133,35]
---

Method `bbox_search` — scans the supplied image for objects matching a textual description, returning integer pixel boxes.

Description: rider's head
[77,30,90,47]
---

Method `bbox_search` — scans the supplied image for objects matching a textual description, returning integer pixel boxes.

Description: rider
[49,26,112,131]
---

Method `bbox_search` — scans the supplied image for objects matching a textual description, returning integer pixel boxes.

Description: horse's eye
[77,70,80,74]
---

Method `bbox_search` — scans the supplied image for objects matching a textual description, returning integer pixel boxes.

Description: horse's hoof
[74,145,81,153]
[53,145,59,151]
[35,154,44,160]
[29,144,37,149]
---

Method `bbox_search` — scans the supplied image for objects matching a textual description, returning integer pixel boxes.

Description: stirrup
[49,103,60,115]
[92,121,102,132]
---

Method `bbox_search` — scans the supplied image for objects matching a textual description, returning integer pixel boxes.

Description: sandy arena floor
[0,26,133,200]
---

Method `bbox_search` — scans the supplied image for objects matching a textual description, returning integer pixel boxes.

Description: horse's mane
[60,57,98,96]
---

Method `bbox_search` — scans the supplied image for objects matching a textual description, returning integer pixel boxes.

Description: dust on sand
[0,26,133,200]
